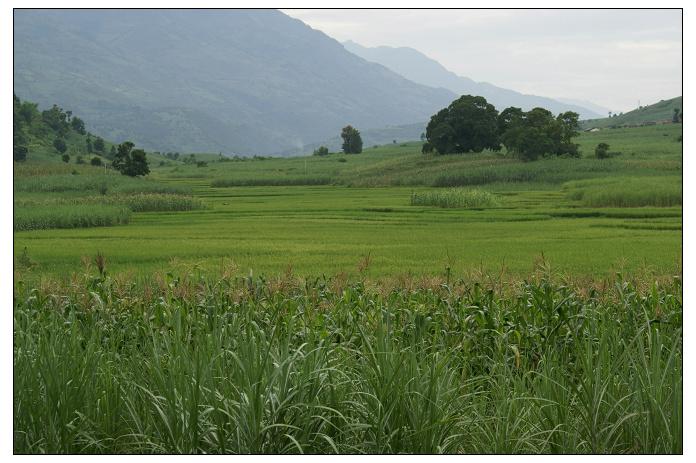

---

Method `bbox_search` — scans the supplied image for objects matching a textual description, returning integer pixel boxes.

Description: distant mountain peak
[342,40,603,119]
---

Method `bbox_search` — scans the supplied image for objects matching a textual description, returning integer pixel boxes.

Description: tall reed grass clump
[13,205,131,231]
[411,188,500,208]
[13,272,682,454]
[564,176,682,207]
[14,174,191,195]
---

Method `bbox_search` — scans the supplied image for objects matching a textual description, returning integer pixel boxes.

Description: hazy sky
[283,9,682,112]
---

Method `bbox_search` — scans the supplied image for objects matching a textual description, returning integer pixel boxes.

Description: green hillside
[581,96,682,129]
[13,94,170,166]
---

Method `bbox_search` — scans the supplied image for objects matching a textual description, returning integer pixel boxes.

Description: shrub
[595,142,610,159]
[313,146,329,156]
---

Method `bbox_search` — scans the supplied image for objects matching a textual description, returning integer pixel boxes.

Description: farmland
[13,123,683,454]
[14,124,682,280]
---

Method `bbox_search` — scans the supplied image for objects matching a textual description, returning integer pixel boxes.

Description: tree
[673,108,682,123]
[90,156,103,166]
[42,105,70,136]
[313,146,329,156]
[61,153,70,163]
[112,141,150,176]
[127,149,150,176]
[109,145,117,158]
[425,95,500,154]
[499,107,580,160]
[86,136,93,154]
[53,138,67,154]
[595,142,610,159]
[93,137,105,153]
[341,125,363,154]
[71,116,86,135]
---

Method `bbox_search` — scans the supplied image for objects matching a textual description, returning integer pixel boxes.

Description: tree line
[422,95,581,161]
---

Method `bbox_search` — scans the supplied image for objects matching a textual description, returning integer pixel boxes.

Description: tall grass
[410,188,500,208]
[13,205,131,231]
[564,177,682,207]
[14,174,191,195]
[15,194,204,213]
[13,272,682,454]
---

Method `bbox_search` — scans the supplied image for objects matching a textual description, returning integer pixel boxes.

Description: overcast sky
[283,9,681,112]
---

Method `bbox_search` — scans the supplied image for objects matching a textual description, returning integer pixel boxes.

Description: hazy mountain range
[14,9,455,155]
[342,41,605,120]
[15,9,604,156]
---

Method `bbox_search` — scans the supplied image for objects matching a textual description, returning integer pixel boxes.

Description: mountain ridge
[342,40,603,120]
[14,9,456,155]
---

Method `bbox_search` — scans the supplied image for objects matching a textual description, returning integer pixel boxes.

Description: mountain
[342,40,603,120]
[580,96,682,129]
[13,9,456,155]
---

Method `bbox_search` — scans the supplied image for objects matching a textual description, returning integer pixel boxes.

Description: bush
[90,157,103,166]
[53,138,67,154]
[595,142,610,159]
[313,146,329,156]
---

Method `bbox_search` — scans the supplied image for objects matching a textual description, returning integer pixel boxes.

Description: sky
[283,9,682,113]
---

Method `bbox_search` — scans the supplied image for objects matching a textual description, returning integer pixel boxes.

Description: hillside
[342,40,603,120]
[581,96,683,129]
[14,9,456,156]
[12,94,171,166]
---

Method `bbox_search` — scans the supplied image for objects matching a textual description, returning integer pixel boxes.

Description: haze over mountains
[342,41,604,120]
[15,9,603,156]
[14,9,455,155]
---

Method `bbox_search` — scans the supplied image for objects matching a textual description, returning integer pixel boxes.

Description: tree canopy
[341,126,363,154]
[425,95,580,161]
[425,95,501,154]
[112,141,150,176]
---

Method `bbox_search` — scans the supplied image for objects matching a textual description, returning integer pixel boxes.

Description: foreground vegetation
[14,269,682,454]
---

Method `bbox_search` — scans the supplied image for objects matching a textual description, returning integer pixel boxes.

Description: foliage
[13,273,682,454]
[426,95,500,154]
[91,157,103,166]
[14,204,131,231]
[341,125,363,154]
[564,177,682,208]
[595,143,610,159]
[70,116,86,135]
[313,146,329,156]
[61,154,70,163]
[500,108,580,161]
[53,138,68,154]
[410,188,500,208]
[113,142,150,177]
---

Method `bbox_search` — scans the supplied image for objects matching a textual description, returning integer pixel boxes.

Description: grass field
[13,123,683,454]
[14,124,682,280]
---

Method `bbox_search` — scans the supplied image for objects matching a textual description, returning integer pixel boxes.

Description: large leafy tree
[341,125,363,154]
[500,107,580,161]
[112,141,150,176]
[425,95,501,154]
